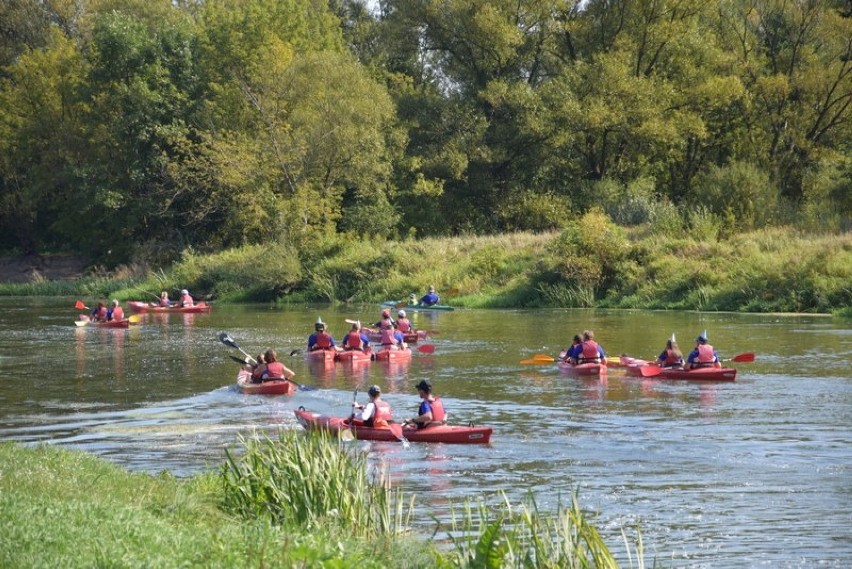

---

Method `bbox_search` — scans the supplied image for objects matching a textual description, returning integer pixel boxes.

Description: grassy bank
[1,220,850,315]
[0,432,646,568]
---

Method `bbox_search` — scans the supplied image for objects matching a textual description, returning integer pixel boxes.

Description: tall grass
[221,429,414,537]
[435,492,650,569]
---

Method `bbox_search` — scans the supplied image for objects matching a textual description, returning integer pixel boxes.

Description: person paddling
[254,349,295,383]
[308,318,338,352]
[656,335,684,368]
[90,302,108,322]
[406,380,446,429]
[342,321,370,352]
[156,291,172,307]
[396,310,413,333]
[351,385,393,428]
[178,289,194,307]
[107,300,124,322]
[572,330,607,365]
[560,334,583,362]
[419,285,440,307]
[686,332,720,369]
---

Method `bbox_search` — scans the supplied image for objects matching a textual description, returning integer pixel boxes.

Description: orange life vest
[314,332,332,349]
[344,331,362,350]
[579,340,601,362]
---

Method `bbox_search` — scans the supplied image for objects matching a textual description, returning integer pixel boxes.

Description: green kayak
[380,301,455,312]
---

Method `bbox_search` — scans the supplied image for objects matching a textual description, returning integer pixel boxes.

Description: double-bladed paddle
[218,331,314,391]
[724,352,755,363]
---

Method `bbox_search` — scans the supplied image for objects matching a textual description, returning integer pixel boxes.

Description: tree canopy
[0,0,849,263]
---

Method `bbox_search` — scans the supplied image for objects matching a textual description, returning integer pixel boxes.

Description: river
[0,297,849,567]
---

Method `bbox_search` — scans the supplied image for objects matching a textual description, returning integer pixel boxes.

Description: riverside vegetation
[2,214,850,318]
[0,432,647,568]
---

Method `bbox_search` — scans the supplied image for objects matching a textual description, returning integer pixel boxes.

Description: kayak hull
[335,349,372,364]
[557,361,606,377]
[76,316,130,328]
[294,410,492,444]
[128,301,212,314]
[380,301,454,312]
[305,349,336,364]
[621,356,737,381]
[372,348,413,362]
[236,369,296,395]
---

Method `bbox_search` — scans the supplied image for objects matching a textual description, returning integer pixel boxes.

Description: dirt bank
[0,255,89,283]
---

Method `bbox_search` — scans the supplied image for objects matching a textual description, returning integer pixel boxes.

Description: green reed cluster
[221,429,414,538]
[436,492,651,569]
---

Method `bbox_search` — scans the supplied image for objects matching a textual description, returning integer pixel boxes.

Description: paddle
[218,332,315,391]
[724,352,755,363]
[74,300,89,310]
[133,288,161,301]
[389,422,410,448]
[417,344,436,354]
[520,353,556,365]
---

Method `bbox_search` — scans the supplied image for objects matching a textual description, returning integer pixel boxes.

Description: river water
[0,297,849,567]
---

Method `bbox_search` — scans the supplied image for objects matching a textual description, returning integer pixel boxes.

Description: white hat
[398,309,406,318]
[181,289,189,295]
[316,316,324,325]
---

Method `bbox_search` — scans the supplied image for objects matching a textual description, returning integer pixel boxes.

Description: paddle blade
[218,331,237,349]
[729,352,755,363]
[74,319,89,327]
[388,423,410,448]
[128,315,142,324]
[288,349,302,357]
[74,300,86,310]
[638,365,663,377]
[229,355,249,365]
[417,344,436,354]
[520,353,555,364]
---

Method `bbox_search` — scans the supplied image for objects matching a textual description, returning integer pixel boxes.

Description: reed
[221,429,413,537]
[436,492,650,569]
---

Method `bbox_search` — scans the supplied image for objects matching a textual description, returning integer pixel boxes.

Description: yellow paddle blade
[520,354,556,365]
[128,314,142,324]
[74,320,89,327]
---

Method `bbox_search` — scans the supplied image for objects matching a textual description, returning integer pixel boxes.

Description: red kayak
[294,409,492,444]
[335,349,372,364]
[305,349,336,364]
[620,356,737,381]
[372,347,413,362]
[367,331,426,344]
[128,301,212,314]
[236,369,296,395]
[75,316,131,328]
[557,360,607,377]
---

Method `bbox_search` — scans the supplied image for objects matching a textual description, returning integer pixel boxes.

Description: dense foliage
[1,0,849,266]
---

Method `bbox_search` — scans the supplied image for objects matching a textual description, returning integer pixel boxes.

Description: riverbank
[0,434,638,568]
[1,221,850,316]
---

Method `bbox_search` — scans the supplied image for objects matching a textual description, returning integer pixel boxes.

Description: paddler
[351,385,393,428]
[177,289,194,307]
[342,321,370,352]
[308,317,338,352]
[406,380,446,428]
[574,330,607,365]
[686,332,720,369]
[418,285,440,306]
[656,334,684,368]
[395,310,413,333]
[106,300,124,322]
[255,349,295,383]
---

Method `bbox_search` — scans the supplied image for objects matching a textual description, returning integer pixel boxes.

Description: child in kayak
[560,334,582,362]
[686,333,721,369]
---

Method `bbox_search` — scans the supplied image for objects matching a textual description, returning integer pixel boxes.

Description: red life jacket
[380,328,396,345]
[111,307,124,321]
[397,318,412,333]
[264,361,285,379]
[314,332,332,349]
[344,331,362,349]
[662,348,681,366]
[93,307,107,321]
[180,294,194,307]
[429,397,446,423]
[368,400,393,428]
[158,298,170,307]
[379,318,394,330]
[580,340,601,362]
[696,344,716,363]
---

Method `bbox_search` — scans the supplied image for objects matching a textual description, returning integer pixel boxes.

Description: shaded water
[1,297,849,567]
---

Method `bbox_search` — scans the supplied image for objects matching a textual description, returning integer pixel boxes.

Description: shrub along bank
[1,219,850,316]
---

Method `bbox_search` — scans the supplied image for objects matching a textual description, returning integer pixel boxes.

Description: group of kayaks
[305,346,417,365]
[75,299,212,328]
[542,355,743,382]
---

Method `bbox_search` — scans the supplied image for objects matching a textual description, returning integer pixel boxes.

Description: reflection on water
[0,299,850,568]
